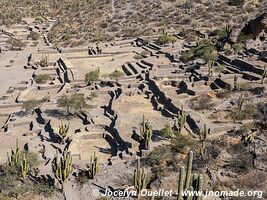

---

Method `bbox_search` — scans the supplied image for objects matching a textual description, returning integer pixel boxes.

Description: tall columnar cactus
[185,150,193,190]
[87,152,99,179]
[233,75,238,90]
[199,125,210,159]
[58,120,70,140]
[176,106,186,135]
[7,138,20,167]
[52,149,73,190]
[177,166,186,200]
[225,24,232,34]
[40,53,49,67]
[140,115,153,150]
[200,124,210,141]
[207,61,214,77]
[199,141,207,159]
[134,159,147,198]
[237,94,245,114]
[261,67,267,84]
[177,151,204,200]
[20,154,29,179]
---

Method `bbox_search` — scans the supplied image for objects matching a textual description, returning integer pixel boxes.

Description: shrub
[85,68,100,85]
[35,74,51,84]
[108,69,124,80]
[160,124,176,138]
[22,99,42,113]
[133,54,143,60]
[209,29,228,41]
[232,43,245,52]
[171,134,196,154]
[146,145,173,166]
[216,89,231,98]
[180,39,217,62]
[228,0,245,6]
[227,104,258,121]
[190,95,215,110]
[158,34,177,45]
[29,31,40,40]
[6,38,26,50]
[140,50,150,58]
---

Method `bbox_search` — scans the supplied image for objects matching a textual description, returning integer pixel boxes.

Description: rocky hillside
[0,0,266,47]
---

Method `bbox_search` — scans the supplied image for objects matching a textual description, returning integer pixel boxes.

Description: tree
[57,93,86,114]
[85,68,100,85]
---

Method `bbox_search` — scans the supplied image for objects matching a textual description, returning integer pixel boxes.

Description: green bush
[209,29,228,41]
[85,68,100,85]
[140,50,150,58]
[35,74,51,84]
[29,31,40,40]
[228,104,258,121]
[108,69,124,80]
[6,38,26,49]
[133,54,143,60]
[22,99,42,113]
[158,34,177,45]
[228,0,245,6]
[180,39,217,62]
[160,124,176,138]
[146,145,173,166]
[171,134,196,154]
[0,149,43,198]
[232,43,245,52]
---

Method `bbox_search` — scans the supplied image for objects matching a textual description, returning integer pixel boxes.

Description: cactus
[200,124,210,141]
[196,175,204,200]
[40,53,49,67]
[20,154,29,179]
[87,152,99,179]
[233,75,238,90]
[58,120,70,142]
[7,138,20,167]
[237,94,245,114]
[207,61,214,77]
[140,115,153,150]
[177,166,186,200]
[176,106,186,135]
[261,67,267,84]
[225,24,232,34]
[241,132,256,144]
[185,150,193,190]
[134,159,147,198]
[199,141,207,159]
[199,125,210,159]
[177,151,204,200]
[52,149,73,190]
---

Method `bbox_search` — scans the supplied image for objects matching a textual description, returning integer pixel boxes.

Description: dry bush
[190,94,215,110]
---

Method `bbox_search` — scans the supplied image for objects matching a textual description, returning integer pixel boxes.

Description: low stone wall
[0,103,22,108]
[218,53,233,64]
[37,84,62,90]
[233,59,264,75]
[214,78,231,89]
